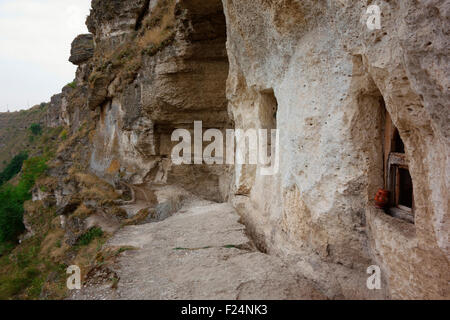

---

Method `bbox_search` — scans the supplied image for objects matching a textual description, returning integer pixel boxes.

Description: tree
[0,156,47,243]
[0,152,28,186]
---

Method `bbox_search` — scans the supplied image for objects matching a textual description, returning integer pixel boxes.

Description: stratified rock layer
[69,34,95,65]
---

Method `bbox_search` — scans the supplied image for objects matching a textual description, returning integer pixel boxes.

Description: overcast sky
[0,0,92,112]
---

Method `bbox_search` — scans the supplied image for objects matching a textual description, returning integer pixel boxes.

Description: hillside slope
[0,105,48,171]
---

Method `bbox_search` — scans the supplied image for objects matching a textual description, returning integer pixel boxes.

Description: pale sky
[0,0,92,112]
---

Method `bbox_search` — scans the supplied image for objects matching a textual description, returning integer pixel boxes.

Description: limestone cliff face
[84,0,230,202]
[223,0,449,299]
[45,0,448,299]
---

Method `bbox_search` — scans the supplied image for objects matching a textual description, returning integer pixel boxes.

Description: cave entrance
[150,0,232,203]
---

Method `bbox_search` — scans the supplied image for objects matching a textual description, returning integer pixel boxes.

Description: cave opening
[392,128,405,153]
[149,0,232,203]
[383,107,415,223]
[259,89,278,170]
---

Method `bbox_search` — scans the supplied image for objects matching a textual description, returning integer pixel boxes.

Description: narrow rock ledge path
[70,199,325,300]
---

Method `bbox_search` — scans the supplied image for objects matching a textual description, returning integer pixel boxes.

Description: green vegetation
[0,152,28,186]
[139,0,176,56]
[30,123,42,136]
[76,227,104,247]
[0,265,41,298]
[0,109,69,299]
[0,242,14,256]
[0,152,66,299]
[67,81,77,89]
[117,246,136,254]
[87,0,176,101]
[0,105,49,171]
[59,129,68,141]
[173,246,212,251]
[223,245,238,249]
[0,237,68,299]
[173,245,240,251]
[0,156,48,243]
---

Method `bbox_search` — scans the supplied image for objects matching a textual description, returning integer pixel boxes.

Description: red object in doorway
[375,189,390,209]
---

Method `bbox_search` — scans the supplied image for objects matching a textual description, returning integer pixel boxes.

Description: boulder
[69,34,94,65]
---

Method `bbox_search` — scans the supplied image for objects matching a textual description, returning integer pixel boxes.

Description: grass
[0,211,107,299]
[173,246,212,251]
[173,245,240,251]
[0,236,68,300]
[76,227,104,247]
[117,246,136,254]
[67,81,77,89]
[87,0,176,109]
[59,129,68,141]
[139,0,176,55]
[0,242,15,256]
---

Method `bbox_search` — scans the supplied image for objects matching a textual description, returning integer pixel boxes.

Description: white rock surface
[70,200,325,300]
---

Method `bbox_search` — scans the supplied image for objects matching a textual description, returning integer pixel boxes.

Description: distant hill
[0,104,48,171]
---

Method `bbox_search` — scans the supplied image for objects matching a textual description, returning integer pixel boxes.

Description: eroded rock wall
[86,0,231,202]
[223,0,449,299]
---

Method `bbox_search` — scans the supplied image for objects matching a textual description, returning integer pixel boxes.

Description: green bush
[0,186,25,243]
[67,81,77,89]
[76,227,104,247]
[0,152,28,186]
[5,276,33,296]
[0,242,14,256]
[0,156,48,243]
[30,123,42,136]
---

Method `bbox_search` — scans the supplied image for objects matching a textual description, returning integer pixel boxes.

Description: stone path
[70,198,325,300]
